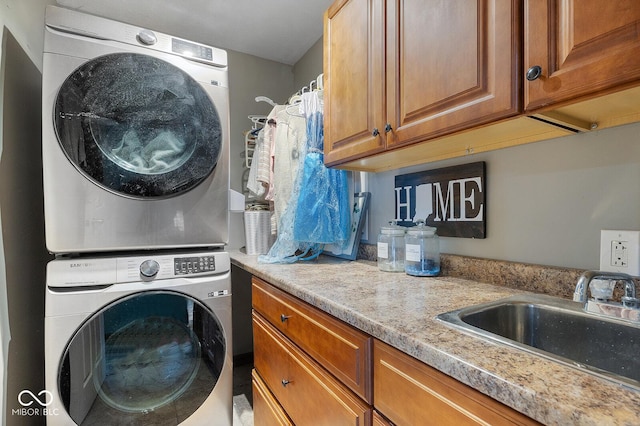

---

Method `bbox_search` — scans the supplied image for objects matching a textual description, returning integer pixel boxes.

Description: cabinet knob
[280,314,291,323]
[372,128,380,137]
[384,123,392,133]
[281,379,291,387]
[526,65,543,81]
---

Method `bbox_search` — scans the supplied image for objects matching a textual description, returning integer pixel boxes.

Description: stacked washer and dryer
[42,6,234,425]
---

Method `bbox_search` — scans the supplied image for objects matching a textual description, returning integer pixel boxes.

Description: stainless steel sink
[437,294,640,389]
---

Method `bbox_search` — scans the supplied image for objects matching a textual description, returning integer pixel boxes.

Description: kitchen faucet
[573,270,639,308]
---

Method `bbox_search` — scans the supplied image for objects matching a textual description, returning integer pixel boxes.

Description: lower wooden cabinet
[253,312,372,425]
[252,277,372,402]
[373,410,392,426]
[374,340,540,426]
[252,369,294,426]
[250,275,538,425]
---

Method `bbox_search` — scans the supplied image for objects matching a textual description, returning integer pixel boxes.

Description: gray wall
[227,51,295,250]
[292,37,323,91]
[0,29,51,426]
[366,123,640,271]
[1,1,55,424]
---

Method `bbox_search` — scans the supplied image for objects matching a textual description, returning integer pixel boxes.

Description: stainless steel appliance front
[44,250,233,425]
[42,6,230,253]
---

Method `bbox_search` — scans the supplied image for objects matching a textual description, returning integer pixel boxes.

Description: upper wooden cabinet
[386,0,520,149]
[525,0,640,111]
[324,0,386,164]
[324,0,521,167]
[323,0,640,171]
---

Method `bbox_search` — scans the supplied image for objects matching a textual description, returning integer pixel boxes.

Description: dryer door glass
[54,53,222,198]
[59,291,226,425]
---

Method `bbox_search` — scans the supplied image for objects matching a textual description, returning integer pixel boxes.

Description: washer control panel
[174,255,216,275]
[46,251,230,287]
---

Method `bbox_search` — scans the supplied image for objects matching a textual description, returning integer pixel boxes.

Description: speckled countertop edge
[231,250,640,426]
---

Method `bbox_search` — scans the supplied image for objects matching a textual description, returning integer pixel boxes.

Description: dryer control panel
[47,251,230,287]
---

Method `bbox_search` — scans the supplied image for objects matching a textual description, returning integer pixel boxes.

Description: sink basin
[437,294,640,389]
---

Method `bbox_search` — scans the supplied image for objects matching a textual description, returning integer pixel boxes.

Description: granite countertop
[230,250,640,426]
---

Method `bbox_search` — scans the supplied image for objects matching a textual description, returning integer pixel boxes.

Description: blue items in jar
[404,221,440,277]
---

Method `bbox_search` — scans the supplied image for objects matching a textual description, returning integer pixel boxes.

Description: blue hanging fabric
[259,91,350,264]
[292,92,350,248]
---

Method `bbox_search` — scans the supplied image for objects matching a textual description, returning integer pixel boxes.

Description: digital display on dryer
[172,38,213,61]
[174,256,216,275]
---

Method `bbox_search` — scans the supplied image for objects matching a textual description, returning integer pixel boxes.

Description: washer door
[59,291,226,425]
[54,52,222,198]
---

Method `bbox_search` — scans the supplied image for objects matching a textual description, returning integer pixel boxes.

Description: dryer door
[58,291,227,425]
[53,52,222,198]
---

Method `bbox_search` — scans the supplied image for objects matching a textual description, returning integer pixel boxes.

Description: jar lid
[380,220,406,235]
[406,221,437,236]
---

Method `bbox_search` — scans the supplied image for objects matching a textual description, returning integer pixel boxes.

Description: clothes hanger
[254,96,276,107]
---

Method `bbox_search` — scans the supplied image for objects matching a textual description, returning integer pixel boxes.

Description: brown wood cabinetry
[324,0,522,168]
[252,277,373,401]
[252,370,294,426]
[525,0,640,111]
[524,1,640,132]
[374,340,540,426]
[251,277,373,424]
[253,313,371,425]
[323,0,386,164]
[323,0,640,171]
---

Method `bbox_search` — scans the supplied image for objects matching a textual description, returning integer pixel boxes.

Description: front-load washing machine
[44,250,232,425]
[42,6,231,253]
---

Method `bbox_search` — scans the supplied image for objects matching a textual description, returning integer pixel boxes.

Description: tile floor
[232,360,254,426]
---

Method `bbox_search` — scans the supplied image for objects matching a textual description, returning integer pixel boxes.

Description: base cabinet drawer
[252,277,372,402]
[373,410,392,426]
[254,312,372,425]
[252,369,294,426]
[374,340,540,426]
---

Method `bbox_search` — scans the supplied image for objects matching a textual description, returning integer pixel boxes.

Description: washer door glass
[59,291,226,425]
[54,53,222,198]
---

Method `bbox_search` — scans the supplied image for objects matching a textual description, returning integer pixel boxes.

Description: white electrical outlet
[600,230,640,276]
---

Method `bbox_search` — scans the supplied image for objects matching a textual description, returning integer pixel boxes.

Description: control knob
[140,259,160,278]
[137,29,157,46]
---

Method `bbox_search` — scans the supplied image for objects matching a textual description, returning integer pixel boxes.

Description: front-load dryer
[44,250,232,425]
[42,6,230,253]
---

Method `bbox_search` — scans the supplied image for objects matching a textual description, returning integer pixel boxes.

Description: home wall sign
[394,162,485,238]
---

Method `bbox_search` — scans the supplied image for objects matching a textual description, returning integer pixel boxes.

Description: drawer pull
[281,379,291,387]
[280,314,292,323]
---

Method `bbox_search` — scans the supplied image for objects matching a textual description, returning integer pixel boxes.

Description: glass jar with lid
[377,221,406,272]
[404,221,440,277]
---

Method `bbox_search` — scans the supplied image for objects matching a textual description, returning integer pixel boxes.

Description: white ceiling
[55,0,334,65]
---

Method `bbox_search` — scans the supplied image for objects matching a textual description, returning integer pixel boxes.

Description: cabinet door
[253,313,372,425]
[324,0,386,165]
[386,0,520,148]
[252,369,294,426]
[374,340,540,426]
[252,277,373,403]
[525,0,640,111]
